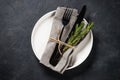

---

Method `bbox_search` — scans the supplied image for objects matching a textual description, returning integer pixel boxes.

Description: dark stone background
[0,0,120,80]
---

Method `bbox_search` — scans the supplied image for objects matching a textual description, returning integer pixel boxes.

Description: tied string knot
[49,36,75,55]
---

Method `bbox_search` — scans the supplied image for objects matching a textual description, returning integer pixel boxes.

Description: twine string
[49,37,75,55]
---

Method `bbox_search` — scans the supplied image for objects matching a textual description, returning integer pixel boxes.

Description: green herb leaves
[63,21,94,52]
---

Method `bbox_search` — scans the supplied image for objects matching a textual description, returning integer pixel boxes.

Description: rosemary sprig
[63,21,94,52]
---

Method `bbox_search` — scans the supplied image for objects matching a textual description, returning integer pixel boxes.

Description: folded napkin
[40,7,78,74]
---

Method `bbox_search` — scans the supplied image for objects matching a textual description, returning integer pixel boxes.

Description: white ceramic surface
[31,11,93,70]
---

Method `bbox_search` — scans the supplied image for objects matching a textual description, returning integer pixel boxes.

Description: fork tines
[63,8,73,22]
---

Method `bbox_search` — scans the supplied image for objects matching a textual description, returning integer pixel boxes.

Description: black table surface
[0,0,120,80]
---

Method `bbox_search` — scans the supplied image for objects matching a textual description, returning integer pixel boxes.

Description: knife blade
[75,5,86,26]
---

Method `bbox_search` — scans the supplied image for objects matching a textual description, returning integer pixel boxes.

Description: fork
[50,8,73,66]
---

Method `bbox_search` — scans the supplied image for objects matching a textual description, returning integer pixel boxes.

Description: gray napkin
[40,7,78,74]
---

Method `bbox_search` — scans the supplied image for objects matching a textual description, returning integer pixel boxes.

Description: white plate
[31,11,93,70]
